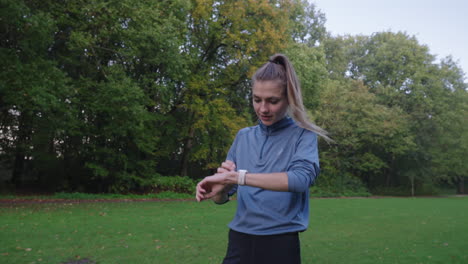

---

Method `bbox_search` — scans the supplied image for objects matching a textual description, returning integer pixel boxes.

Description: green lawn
[1,197,467,264]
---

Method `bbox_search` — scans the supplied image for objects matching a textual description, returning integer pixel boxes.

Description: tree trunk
[11,153,25,189]
[385,172,392,187]
[11,113,31,189]
[410,176,415,197]
[180,125,195,177]
[457,178,465,194]
[385,155,396,187]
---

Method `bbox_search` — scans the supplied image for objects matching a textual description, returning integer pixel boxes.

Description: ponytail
[252,54,332,142]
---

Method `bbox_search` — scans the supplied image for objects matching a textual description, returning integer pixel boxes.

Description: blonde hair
[252,54,331,142]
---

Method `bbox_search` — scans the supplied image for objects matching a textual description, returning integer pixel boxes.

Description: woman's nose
[260,102,269,113]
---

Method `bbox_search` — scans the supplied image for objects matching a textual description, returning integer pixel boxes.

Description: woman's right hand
[210,160,236,203]
[217,160,236,174]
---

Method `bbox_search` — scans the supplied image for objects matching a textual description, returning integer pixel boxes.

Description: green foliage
[173,0,298,176]
[321,31,468,194]
[371,182,441,196]
[3,0,307,192]
[284,43,328,110]
[1,0,467,195]
[310,188,371,198]
[0,0,72,188]
[288,0,327,46]
[310,185,371,198]
[151,176,196,194]
[51,191,193,200]
[315,79,415,189]
[312,169,371,197]
[426,58,468,190]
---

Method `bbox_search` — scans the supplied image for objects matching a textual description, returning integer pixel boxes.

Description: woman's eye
[254,99,261,103]
[270,100,279,104]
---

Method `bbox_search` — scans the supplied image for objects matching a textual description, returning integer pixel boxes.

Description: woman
[196,54,329,264]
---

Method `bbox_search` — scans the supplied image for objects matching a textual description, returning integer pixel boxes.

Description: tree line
[1,0,466,194]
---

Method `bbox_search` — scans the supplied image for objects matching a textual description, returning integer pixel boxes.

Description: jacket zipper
[259,127,271,160]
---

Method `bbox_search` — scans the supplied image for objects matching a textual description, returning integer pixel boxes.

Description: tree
[0,0,71,188]
[314,79,414,191]
[173,0,299,176]
[289,0,327,46]
[321,31,468,194]
[284,43,328,111]
[427,58,468,194]
[1,0,315,192]
[49,0,192,191]
[1,0,193,192]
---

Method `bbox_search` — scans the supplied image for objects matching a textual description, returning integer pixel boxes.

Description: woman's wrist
[226,171,239,184]
[212,183,235,204]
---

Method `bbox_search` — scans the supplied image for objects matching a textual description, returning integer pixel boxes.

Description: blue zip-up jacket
[226,117,320,235]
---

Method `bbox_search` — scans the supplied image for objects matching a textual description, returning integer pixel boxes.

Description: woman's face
[252,80,289,126]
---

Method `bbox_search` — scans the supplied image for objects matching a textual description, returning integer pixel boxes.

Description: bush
[311,173,371,197]
[107,174,198,194]
[370,186,410,196]
[151,176,196,194]
[372,183,442,197]
[310,186,371,198]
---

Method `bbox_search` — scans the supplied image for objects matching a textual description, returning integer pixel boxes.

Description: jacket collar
[259,116,294,135]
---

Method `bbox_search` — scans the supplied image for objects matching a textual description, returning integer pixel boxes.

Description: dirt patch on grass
[60,258,96,264]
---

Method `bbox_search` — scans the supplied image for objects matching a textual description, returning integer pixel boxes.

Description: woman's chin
[260,118,274,126]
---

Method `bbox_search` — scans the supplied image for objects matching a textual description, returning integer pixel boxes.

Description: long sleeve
[226,130,241,196]
[286,130,320,192]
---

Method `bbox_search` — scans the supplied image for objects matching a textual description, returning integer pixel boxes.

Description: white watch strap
[238,170,247,185]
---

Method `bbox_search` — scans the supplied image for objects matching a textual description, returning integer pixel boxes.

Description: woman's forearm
[197,171,290,202]
[244,172,289,191]
[225,172,289,192]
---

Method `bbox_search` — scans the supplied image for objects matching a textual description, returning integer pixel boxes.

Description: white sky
[312,0,468,81]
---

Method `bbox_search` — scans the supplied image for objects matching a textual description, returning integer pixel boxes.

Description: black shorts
[222,229,301,264]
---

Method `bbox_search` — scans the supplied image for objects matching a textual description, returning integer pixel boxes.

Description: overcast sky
[312,0,468,81]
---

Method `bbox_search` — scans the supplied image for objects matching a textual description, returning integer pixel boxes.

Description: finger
[197,184,206,195]
[197,193,204,202]
[220,163,230,172]
[223,160,236,171]
[199,193,209,202]
[221,161,231,170]
[196,189,205,202]
[203,192,215,200]
[217,167,228,174]
[197,181,207,193]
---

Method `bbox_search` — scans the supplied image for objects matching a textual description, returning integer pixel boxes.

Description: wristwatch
[238,170,248,185]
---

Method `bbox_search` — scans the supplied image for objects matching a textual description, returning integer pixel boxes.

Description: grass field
[0,196,467,264]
